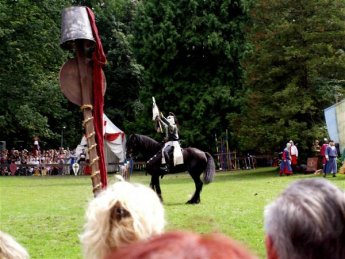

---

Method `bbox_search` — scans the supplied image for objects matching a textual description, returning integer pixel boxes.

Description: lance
[59,6,107,196]
[152,97,163,133]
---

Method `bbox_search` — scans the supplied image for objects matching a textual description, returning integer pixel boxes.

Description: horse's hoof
[186,199,200,204]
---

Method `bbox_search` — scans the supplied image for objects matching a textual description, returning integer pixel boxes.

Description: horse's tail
[204,152,215,184]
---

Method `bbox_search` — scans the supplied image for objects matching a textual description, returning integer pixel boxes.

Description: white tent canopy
[75,114,126,172]
[324,98,345,152]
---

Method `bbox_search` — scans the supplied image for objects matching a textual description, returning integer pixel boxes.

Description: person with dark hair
[320,138,329,172]
[264,179,345,259]
[156,112,183,173]
[32,136,40,157]
[279,143,292,176]
[105,230,257,259]
[324,139,338,177]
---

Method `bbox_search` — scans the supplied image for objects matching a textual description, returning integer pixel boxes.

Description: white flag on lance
[152,97,163,133]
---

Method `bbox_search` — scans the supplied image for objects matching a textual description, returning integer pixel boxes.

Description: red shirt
[320,144,328,157]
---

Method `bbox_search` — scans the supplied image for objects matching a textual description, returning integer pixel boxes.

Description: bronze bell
[60,6,95,50]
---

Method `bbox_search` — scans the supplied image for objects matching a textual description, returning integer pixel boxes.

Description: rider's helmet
[167,112,178,126]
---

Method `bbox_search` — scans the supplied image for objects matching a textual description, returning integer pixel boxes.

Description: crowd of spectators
[0,147,87,176]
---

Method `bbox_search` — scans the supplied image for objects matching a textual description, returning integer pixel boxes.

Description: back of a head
[105,231,257,259]
[80,180,165,259]
[0,231,30,259]
[264,179,345,259]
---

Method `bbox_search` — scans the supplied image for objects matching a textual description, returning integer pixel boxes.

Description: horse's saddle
[168,142,183,166]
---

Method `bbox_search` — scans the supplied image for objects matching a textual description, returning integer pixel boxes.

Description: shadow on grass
[215,167,279,180]
[215,167,345,184]
[148,167,282,186]
[0,175,91,188]
[163,201,190,207]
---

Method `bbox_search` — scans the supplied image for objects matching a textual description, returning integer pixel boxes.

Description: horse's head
[126,134,163,161]
[126,134,140,159]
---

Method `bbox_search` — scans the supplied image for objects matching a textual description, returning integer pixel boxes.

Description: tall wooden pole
[75,40,102,196]
[60,6,106,196]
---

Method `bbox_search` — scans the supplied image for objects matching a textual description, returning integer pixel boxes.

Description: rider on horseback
[156,112,183,172]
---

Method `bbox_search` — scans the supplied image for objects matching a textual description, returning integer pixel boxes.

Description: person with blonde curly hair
[80,178,165,259]
[0,230,29,259]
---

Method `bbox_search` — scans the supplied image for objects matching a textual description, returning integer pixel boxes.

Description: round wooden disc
[59,58,106,106]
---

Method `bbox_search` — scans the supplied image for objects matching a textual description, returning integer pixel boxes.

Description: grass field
[1,167,345,259]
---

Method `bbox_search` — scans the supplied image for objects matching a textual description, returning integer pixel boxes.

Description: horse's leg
[146,151,165,201]
[186,171,203,204]
[151,175,163,202]
[149,176,155,191]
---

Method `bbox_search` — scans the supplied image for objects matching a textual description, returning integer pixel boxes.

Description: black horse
[126,134,215,204]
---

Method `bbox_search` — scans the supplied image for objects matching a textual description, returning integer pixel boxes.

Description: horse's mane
[137,134,161,148]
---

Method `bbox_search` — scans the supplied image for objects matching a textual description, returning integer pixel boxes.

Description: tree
[131,0,251,151]
[0,0,82,148]
[233,0,345,156]
[73,0,144,131]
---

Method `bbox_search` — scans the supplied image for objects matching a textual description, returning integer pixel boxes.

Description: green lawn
[1,168,345,259]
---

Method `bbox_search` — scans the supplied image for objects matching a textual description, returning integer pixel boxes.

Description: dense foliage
[80,0,144,130]
[131,0,250,151]
[233,0,345,156]
[1,0,344,159]
[0,0,83,149]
